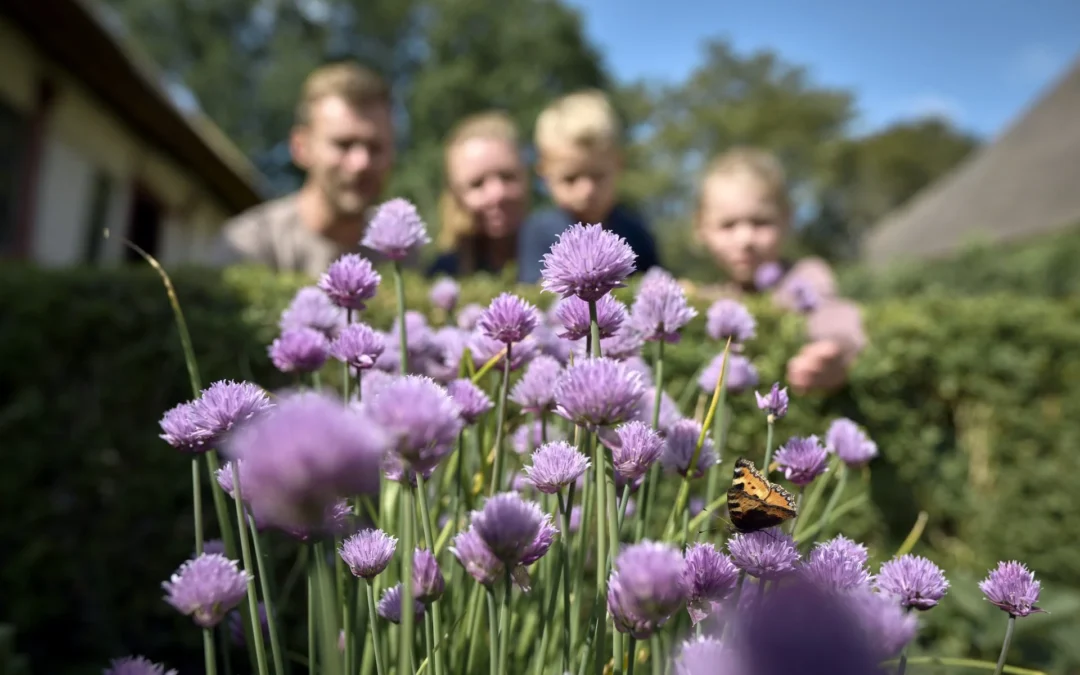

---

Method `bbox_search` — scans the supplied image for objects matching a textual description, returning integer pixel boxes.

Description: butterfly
[726,457,798,533]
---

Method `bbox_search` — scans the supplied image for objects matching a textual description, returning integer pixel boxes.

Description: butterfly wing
[727,457,798,533]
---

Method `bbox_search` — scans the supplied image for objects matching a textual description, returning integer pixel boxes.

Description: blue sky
[563,0,1080,139]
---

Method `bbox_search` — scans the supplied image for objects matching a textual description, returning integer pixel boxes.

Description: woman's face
[447,136,529,239]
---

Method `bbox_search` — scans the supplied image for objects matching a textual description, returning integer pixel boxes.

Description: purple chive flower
[754,261,784,291]
[382,453,435,487]
[705,299,756,343]
[554,357,645,428]
[673,636,739,675]
[848,588,919,660]
[339,529,397,579]
[800,535,872,592]
[630,268,698,342]
[426,326,470,382]
[605,421,664,484]
[632,387,682,432]
[430,277,460,312]
[533,322,574,364]
[525,441,590,493]
[789,278,820,313]
[228,603,270,647]
[362,198,430,260]
[478,293,538,344]
[224,391,387,531]
[698,353,758,394]
[377,583,425,624]
[521,514,559,566]
[684,543,739,624]
[622,355,654,386]
[979,561,1045,618]
[361,375,464,469]
[103,656,178,675]
[269,326,331,373]
[825,418,879,467]
[192,380,273,447]
[875,554,949,611]
[510,355,562,413]
[774,435,829,486]
[318,253,381,310]
[660,419,717,479]
[215,460,245,500]
[201,539,226,556]
[450,527,505,586]
[541,223,637,302]
[728,530,800,580]
[472,492,545,564]
[280,286,346,338]
[159,401,212,452]
[755,383,789,419]
[446,378,494,423]
[413,548,445,603]
[469,332,537,371]
[330,322,385,370]
[590,324,647,361]
[162,553,250,628]
[607,541,690,639]
[457,303,485,330]
[280,499,356,542]
[511,420,566,455]
[554,294,627,340]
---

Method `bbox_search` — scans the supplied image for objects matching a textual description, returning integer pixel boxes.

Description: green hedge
[840,225,1080,301]
[3,263,1080,673]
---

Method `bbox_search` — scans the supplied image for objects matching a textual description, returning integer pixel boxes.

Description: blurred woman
[428,111,530,278]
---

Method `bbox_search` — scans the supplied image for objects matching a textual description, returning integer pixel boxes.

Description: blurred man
[213,62,397,277]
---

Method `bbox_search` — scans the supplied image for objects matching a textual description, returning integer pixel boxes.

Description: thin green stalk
[415,476,444,675]
[308,564,317,675]
[883,656,1044,675]
[532,550,564,675]
[635,340,665,542]
[617,484,632,537]
[424,612,436,675]
[366,580,386,675]
[650,637,662,675]
[203,628,217,675]
[559,489,574,673]
[591,434,609,675]
[344,576,355,675]
[193,458,204,555]
[702,373,728,518]
[489,345,513,495]
[394,261,409,375]
[570,452,593,656]
[249,518,286,675]
[463,585,484,673]
[230,464,270,675]
[762,419,775,475]
[220,624,233,675]
[993,615,1017,675]
[897,650,908,675]
[486,588,499,675]
[314,541,343,675]
[626,637,637,675]
[798,462,847,542]
[788,489,805,536]
[603,436,624,675]
[498,570,512,675]
[400,488,416,674]
[343,308,353,401]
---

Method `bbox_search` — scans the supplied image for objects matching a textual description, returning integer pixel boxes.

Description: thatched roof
[861,56,1080,265]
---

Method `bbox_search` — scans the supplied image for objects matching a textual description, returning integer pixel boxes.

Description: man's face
[538,141,620,224]
[291,96,394,218]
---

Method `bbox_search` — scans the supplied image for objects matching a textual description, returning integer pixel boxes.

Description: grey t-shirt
[211,194,409,278]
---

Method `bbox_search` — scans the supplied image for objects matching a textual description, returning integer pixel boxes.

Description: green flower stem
[307,563,317,675]
[884,656,1044,675]
[415,476,444,675]
[463,584,484,673]
[229,464,270,675]
[424,612,436,675]
[313,541,342,675]
[498,570,512,675]
[193,458,204,555]
[591,433,610,674]
[343,308,352,401]
[762,419,776,475]
[649,636,662,675]
[486,588,499,675]
[635,340,665,542]
[249,518,286,675]
[897,649,908,675]
[794,494,868,543]
[203,628,217,675]
[588,301,602,359]
[993,615,1017,675]
[603,437,624,674]
[701,370,729,525]
[626,637,637,675]
[559,489,574,673]
[798,462,847,543]
[489,344,513,495]
[400,487,416,674]
[366,580,385,675]
[617,484,633,535]
[532,544,565,675]
[788,488,806,536]
[394,261,408,375]
[570,448,592,660]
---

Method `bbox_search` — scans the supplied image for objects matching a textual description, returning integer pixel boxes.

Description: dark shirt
[516,204,660,284]
[426,251,500,278]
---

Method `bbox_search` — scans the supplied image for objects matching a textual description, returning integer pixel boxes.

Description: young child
[694,147,866,393]
[517,89,660,283]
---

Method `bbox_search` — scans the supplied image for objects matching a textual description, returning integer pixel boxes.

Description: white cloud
[1006,45,1067,86]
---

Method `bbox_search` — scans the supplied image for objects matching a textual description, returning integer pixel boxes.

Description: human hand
[786,340,849,393]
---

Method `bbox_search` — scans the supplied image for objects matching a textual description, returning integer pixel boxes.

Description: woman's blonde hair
[437,110,523,257]
[697,146,792,219]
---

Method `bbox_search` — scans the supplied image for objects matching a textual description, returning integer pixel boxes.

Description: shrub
[2,262,1079,672]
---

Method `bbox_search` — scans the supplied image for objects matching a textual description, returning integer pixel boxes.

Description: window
[124,184,162,263]
[83,169,112,264]
[0,100,28,255]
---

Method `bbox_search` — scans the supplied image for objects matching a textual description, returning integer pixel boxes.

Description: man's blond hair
[698,146,792,218]
[294,62,390,126]
[534,89,620,154]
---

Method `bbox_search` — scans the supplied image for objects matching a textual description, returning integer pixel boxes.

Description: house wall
[0,15,233,268]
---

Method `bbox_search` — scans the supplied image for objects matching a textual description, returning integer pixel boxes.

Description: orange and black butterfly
[726,457,798,533]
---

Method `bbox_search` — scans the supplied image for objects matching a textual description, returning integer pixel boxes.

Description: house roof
[861,56,1080,265]
[1,0,263,214]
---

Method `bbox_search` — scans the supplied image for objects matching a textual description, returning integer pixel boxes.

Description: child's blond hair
[534,89,620,154]
[698,146,792,218]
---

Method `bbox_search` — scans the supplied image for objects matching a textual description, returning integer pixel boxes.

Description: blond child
[695,147,866,392]
[517,89,659,283]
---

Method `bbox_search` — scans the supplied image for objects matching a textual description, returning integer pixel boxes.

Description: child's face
[539,142,620,223]
[696,171,787,285]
